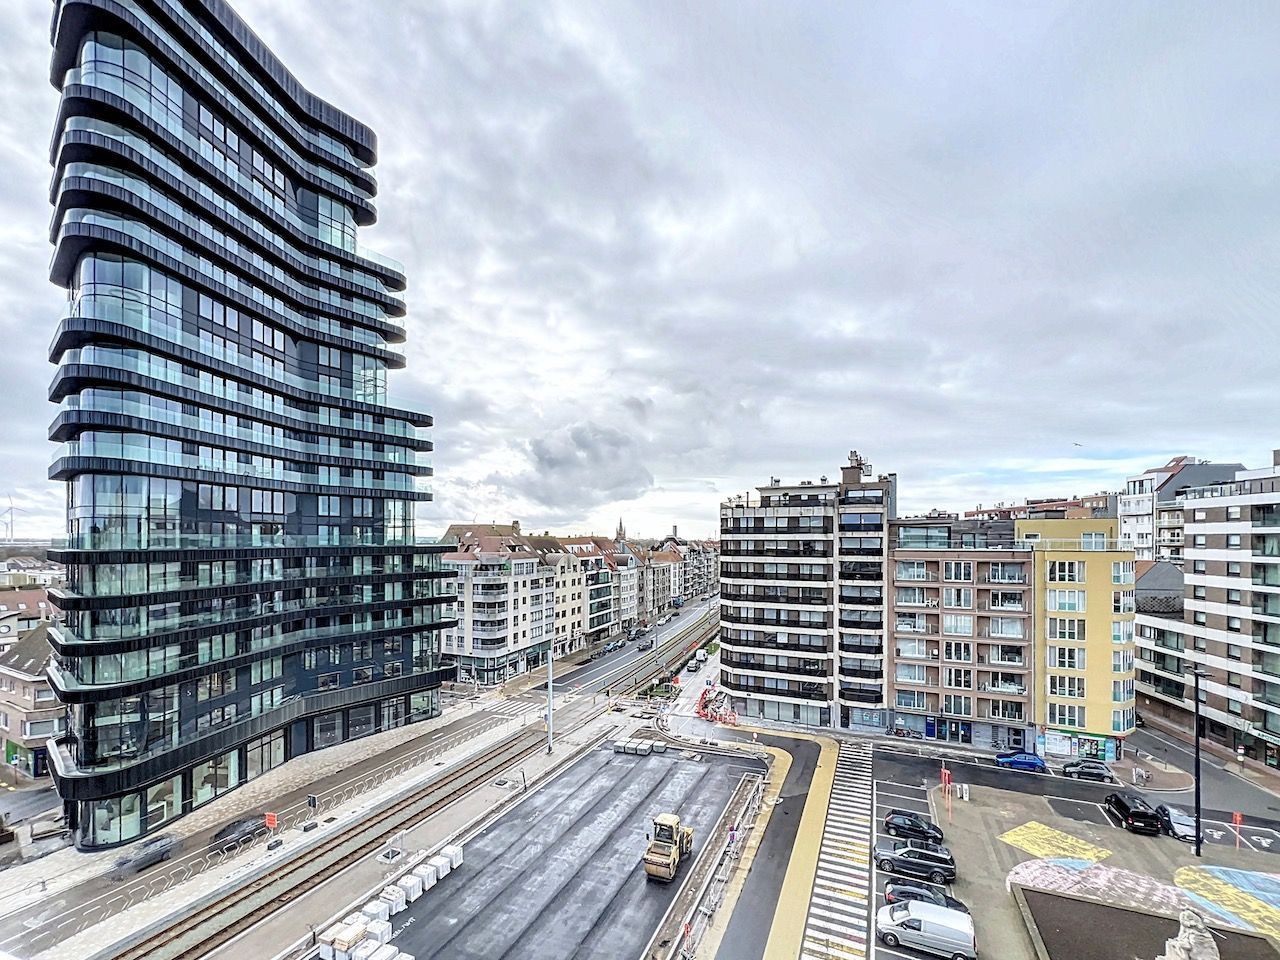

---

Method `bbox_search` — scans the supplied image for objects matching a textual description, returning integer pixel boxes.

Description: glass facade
[46,0,454,847]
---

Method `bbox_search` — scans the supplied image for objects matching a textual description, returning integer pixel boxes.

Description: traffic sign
[307,794,319,810]
[1233,811,1244,826]
[265,811,278,830]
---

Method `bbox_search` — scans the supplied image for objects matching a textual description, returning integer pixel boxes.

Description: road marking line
[999,821,1112,862]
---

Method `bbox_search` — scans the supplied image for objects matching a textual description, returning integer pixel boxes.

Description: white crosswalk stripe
[802,740,874,958]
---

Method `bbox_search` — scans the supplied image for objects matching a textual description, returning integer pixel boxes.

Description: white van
[875,901,976,960]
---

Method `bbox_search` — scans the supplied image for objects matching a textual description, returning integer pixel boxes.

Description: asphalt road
[1128,727,1280,820]
[393,744,764,960]
[716,734,820,960]
[551,598,718,693]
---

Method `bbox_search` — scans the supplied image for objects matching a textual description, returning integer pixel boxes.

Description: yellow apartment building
[1016,518,1137,761]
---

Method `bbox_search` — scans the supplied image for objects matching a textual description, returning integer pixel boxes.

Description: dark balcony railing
[839,617,883,631]
[721,611,830,629]
[721,569,831,582]
[721,676,829,701]
[722,523,834,536]
[721,546,833,559]
[840,492,886,506]
[839,640,884,656]
[721,633,832,655]
[722,656,829,678]
[840,687,883,703]
[840,595,884,607]
[838,523,884,533]
[721,592,832,606]
[839,547,883,557]
[839,665,884,680]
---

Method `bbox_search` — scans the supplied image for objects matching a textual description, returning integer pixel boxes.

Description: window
[1048,646,1086,670]
[1228,699,1244,716]
[1193,560,1207,574]
[1193,635,1207,652]
[1194,510,1206,521]
[1227,589,1242,604]
[1049,675,1086,698]
[1048,617,1085,641]
[943,694,972,716]
[1194,611,1207,625]
[1228,534,1242,548]
[943,587,972,608]
[1193,585,1207,599]
[1228,644,1242,661]
[943,561,973,582]
[1194,535,1207,548]
[896,561,928,581]
[1112,620,1134,644]
[1228,672,1242,689]
[945,668,972,689]
[943,641,972,662]
[1112,679,1134,702]
[1228,617,1242,633]
[896,690,926,709]
[1228,562,1242,575]
[1081,533,1106,551]
[1048,561,1086,583]
[1048,703,1086,728]
[1113,591,1135,613]
[1047,590,1086,612]
[1112,649,1134,672]
[942,614,973,636]
[1112,561,1134,585]
[1228,506,1242,520]
[1112,708,1135,732]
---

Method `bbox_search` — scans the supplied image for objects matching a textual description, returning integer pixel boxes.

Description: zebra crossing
[802,740,875,960]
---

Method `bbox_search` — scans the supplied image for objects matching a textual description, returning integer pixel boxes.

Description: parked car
[1105,792,1162,835]
[884,879,969,913]
[1061,758,1116,782]
[673,610,682,617]
[685,661,699,673]
[638,638,654,651]
[210,814,268,852]
[1154,804,1199,843]
[994,751,1048,773]
[873,839,956,884]
[883,809,944,843]
[1135,712,1147,728]
[875,901,977,959]
[110,834,179,878]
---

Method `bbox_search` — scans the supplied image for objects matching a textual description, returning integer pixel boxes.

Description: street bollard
[961,783,970,802]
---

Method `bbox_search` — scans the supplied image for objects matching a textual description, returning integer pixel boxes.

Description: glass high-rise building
[44,0,455,848]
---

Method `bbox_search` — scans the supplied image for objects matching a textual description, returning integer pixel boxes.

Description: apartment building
[1120,457,1244,561]
[1134,455,1280,769]
[719,452,895,730]
[441,526,554,685]
[1018,518,1136,761]
[887,518,1035,749]
[526,541,585,658]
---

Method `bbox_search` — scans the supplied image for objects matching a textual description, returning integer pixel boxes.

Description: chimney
[511,520,521,534]
[1273,449,1280,468]
[672,525,678,538]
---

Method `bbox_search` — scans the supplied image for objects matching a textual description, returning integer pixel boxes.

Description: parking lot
[870,747,1280,960]
[870,774,955,960]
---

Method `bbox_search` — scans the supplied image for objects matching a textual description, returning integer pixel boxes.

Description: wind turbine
[0,497,27,541]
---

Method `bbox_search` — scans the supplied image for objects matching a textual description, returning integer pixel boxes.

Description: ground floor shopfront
[4,738,50,778]
[890,711,1033,750]
[1037,727,1127,762]
[454,640,552,687]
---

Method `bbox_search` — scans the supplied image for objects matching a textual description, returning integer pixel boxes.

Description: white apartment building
[1136,454,1280,771]
[719,453,896,731]
[1120,457,1244,561]
[441,526,554,685]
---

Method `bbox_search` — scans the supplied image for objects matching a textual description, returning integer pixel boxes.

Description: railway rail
[100,614,720,960]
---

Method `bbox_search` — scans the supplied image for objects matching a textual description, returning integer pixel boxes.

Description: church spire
[616,517,626,541]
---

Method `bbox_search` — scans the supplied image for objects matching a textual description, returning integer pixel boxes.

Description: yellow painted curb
[757,728,839,960]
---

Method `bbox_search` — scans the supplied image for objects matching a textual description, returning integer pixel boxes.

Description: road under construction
[12,604,730,960]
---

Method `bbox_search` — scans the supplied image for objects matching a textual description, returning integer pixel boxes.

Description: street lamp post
[1192,667,1208,859]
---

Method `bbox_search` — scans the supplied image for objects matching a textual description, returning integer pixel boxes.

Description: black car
[1135,712,1147,728]
[210,814,268,851]
[884,879,969,912]
[873,839,957,884]
[1155,803,1199,842]
[1104,792,1162,835]
[110,834,179,878]
[1061,759,1116,782]
[883,809,944,843]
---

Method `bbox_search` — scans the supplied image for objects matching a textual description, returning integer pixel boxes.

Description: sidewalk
[0,700,505,914]
[44,708,594,960]
[1141,713,1280,801]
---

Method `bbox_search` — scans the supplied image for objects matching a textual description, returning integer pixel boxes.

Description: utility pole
[1193,668,1206,858]
[546,643,554,753]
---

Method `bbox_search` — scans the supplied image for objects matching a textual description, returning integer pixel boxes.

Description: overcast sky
[1,1,1277,541]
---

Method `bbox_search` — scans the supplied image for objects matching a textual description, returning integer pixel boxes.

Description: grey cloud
[1,0,1277,538]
